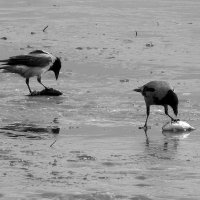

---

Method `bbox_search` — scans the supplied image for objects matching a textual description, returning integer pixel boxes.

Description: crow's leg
[139,105,150,130]
[26,78,32,94]
[37,76,48,89]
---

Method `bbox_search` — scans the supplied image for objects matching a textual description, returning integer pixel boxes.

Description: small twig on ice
[43,25,49,32]
[50,139,57,147]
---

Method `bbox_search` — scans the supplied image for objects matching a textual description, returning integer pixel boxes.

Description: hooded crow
[134,81,179,128]
[0,50,61,94]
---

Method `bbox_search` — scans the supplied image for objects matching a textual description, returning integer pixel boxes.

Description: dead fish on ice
[29,88,62,96]
[162,120,195,132]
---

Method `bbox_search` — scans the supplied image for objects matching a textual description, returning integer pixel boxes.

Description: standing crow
[134,81,179,128]
[0,50,61,94]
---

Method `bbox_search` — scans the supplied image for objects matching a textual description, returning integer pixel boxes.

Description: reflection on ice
[162,131,191,139]
[0,121,60,139]
[0,122,60,134]
[144,134,179,161]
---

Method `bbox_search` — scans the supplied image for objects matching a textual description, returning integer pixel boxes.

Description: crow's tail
[0,60,9,69]
[0,59,8,63]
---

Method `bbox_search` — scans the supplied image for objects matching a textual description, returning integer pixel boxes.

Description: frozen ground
[0,0,200,199]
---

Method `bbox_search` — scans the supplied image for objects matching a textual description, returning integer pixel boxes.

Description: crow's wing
[143,81,171,100]
[0,55,52,68]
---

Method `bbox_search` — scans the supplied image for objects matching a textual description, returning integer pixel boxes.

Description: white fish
[162,120,195,132]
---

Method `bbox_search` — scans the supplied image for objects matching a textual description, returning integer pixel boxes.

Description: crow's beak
[55,71,59,80]
[173,106,178,116]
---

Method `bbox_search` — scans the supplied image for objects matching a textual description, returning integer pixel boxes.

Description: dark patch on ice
[135,175,147,180]
[130,195,153,200]
[135,183,151,187]
[0,122,59,134]
[0,122,60,139]
[38,192,114,200]
[77,154,96,161]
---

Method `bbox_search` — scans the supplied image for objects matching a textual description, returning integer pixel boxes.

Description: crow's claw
[171,118,180,123]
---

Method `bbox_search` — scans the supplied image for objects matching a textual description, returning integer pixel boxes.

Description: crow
[134,81,179,128]
[0,50,61,94]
